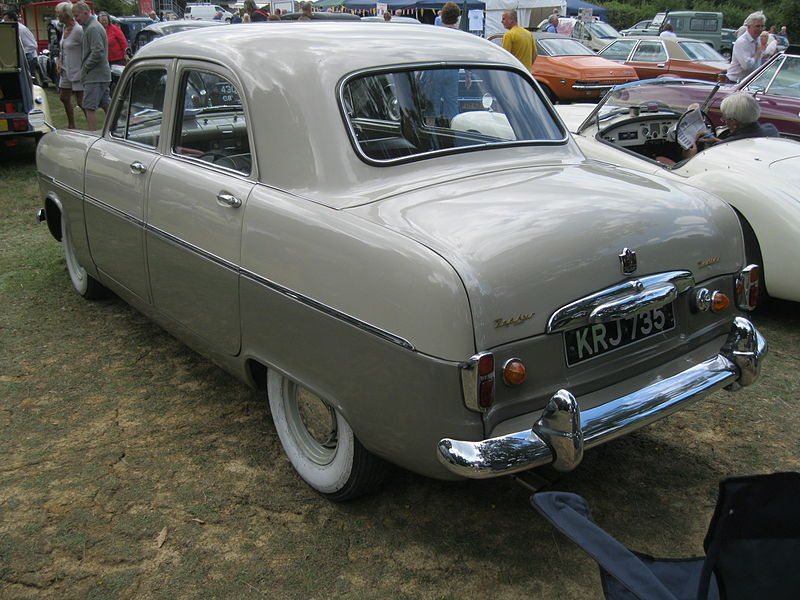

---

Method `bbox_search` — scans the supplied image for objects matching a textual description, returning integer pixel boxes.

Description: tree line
[601,0,798,38]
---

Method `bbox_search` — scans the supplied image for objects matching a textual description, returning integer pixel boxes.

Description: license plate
[564,304,676,366]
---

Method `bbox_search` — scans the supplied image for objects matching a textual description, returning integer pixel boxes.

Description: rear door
[145,61,255,355]
[628,40,669,79]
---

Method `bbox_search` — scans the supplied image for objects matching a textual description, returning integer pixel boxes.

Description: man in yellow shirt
[501,10,536,70]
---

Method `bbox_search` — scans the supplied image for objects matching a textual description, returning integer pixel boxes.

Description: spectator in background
[659,23,677,37]
[73,1,110,130]
[230,10,242,23]
[55,1,85,129]
[760,30,778,61]
[421,2,461,126]
[434,10,443,26]
[545,14,558,33]
[780,25,789,43]
[98,12,127,66]
[383,11,391,22]
[148,10,159,23]
[2,11,38,83]
[212,10,223,20]
[298,1,312,20]
[245,0,269,21]
[501,9,535,69]
[727,11,766,83]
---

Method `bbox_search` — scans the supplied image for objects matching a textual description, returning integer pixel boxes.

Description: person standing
[501,9,535,70]
[659,23,677,37]
[55,1,85,129]
[2,11,38,84]
[545,14,558,34]
[421,2,461,126]
[727,12,766,83]
[73,2,110,130]
[298,1,312,21]
[98,12,127,66]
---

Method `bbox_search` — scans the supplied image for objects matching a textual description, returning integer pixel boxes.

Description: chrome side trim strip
[146,223,239,272]
[40,174,82,198]
[240,268,415,351]
[437,317,767,479]
[547,270,694,333]
[85,195,144,228]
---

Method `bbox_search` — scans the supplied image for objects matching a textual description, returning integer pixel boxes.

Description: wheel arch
[43,194,63,241]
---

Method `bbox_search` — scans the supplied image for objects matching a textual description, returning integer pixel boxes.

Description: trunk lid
[349,160,742,350]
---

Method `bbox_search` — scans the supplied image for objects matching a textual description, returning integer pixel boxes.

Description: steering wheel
[672,107,717,145]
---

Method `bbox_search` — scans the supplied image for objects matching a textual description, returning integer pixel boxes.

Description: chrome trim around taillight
[460,351,493,413]
[438,317,767,478]
[736,264,760,311]
[546,271,695,334]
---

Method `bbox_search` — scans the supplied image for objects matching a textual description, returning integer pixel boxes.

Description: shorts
[59,77,84,92]
[82,82,111,111]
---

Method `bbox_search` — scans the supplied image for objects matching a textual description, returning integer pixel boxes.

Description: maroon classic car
[710,45,800,140]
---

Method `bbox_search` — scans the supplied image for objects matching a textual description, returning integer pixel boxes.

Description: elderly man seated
[659,92,779,166]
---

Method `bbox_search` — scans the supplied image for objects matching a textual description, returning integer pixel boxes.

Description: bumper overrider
[437,316,767,478]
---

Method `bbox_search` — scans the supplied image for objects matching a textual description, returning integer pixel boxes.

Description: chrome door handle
[217,192,242,208]
[130,161,147,174]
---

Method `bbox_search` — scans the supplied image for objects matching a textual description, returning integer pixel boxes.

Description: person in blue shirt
[545,14,558,33]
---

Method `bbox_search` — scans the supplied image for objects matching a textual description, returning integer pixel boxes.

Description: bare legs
[59,88,86,129]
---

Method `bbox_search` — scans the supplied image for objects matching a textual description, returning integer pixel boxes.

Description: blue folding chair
[532,472,800,600]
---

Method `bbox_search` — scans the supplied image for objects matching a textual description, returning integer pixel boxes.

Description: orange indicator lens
[503,359,527,386]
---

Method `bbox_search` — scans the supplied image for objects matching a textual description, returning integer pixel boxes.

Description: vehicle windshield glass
[539,38,595,56]
[679,41,725,61]
[341,66,564,163]
[577,78,718,134]
[587,22,619,39]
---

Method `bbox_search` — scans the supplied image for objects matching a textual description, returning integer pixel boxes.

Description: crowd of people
[3,1,792,137]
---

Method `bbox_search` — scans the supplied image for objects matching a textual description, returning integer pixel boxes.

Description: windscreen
[539,38,595,57]
[341,66,564,163]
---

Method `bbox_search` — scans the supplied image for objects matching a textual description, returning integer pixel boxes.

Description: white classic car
[555,78,800,303]
[36,24,766,500]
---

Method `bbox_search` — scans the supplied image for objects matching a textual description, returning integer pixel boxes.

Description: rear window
[679,41,725,61]
[341,66,564,164]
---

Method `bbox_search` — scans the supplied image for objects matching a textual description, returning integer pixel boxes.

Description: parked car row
[36,23,769,501]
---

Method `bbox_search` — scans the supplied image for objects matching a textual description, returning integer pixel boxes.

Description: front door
[84,64,170,300]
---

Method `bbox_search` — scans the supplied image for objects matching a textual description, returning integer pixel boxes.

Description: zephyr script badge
[619,248,637,275]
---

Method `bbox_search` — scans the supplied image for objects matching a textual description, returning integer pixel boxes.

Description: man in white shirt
[727,12,766,83]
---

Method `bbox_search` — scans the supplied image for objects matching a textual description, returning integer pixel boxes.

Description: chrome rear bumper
[437,317,767,479]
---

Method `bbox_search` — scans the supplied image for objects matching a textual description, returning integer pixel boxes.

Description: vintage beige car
[36,23,766,500]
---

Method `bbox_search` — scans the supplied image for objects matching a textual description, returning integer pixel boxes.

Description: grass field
[1,88,798,599]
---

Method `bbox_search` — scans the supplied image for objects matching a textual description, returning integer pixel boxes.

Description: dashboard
[600,117,678,148]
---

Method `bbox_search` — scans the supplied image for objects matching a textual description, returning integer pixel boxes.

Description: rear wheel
[61,212,107,299]
[267,370,387,501]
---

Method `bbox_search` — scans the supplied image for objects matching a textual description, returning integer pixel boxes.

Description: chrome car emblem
[494,312,535,328]
[619,248,637,275]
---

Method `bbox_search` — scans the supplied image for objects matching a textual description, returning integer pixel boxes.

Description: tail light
[736,264,760,311]
[12,118,29,132]
[460,352,494,412]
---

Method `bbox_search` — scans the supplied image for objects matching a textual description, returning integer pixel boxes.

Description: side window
[744,59,781,93]
[110,68,167,147]
[764,56,800,98]
[600,40,637,62]
[632,41,667,62]
[173,70,251,174]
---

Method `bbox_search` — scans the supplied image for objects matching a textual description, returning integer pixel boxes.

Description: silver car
[36,23,766,500]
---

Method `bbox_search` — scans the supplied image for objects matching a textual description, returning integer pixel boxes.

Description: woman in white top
[55,1,85,129]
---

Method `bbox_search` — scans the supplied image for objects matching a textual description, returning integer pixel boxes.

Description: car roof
[136,22,514,70]
[141,20,225,34]
[131,23,525,200]
[534,32,575,40]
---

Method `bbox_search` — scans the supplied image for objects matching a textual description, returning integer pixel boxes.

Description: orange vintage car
[489,32,638,102]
